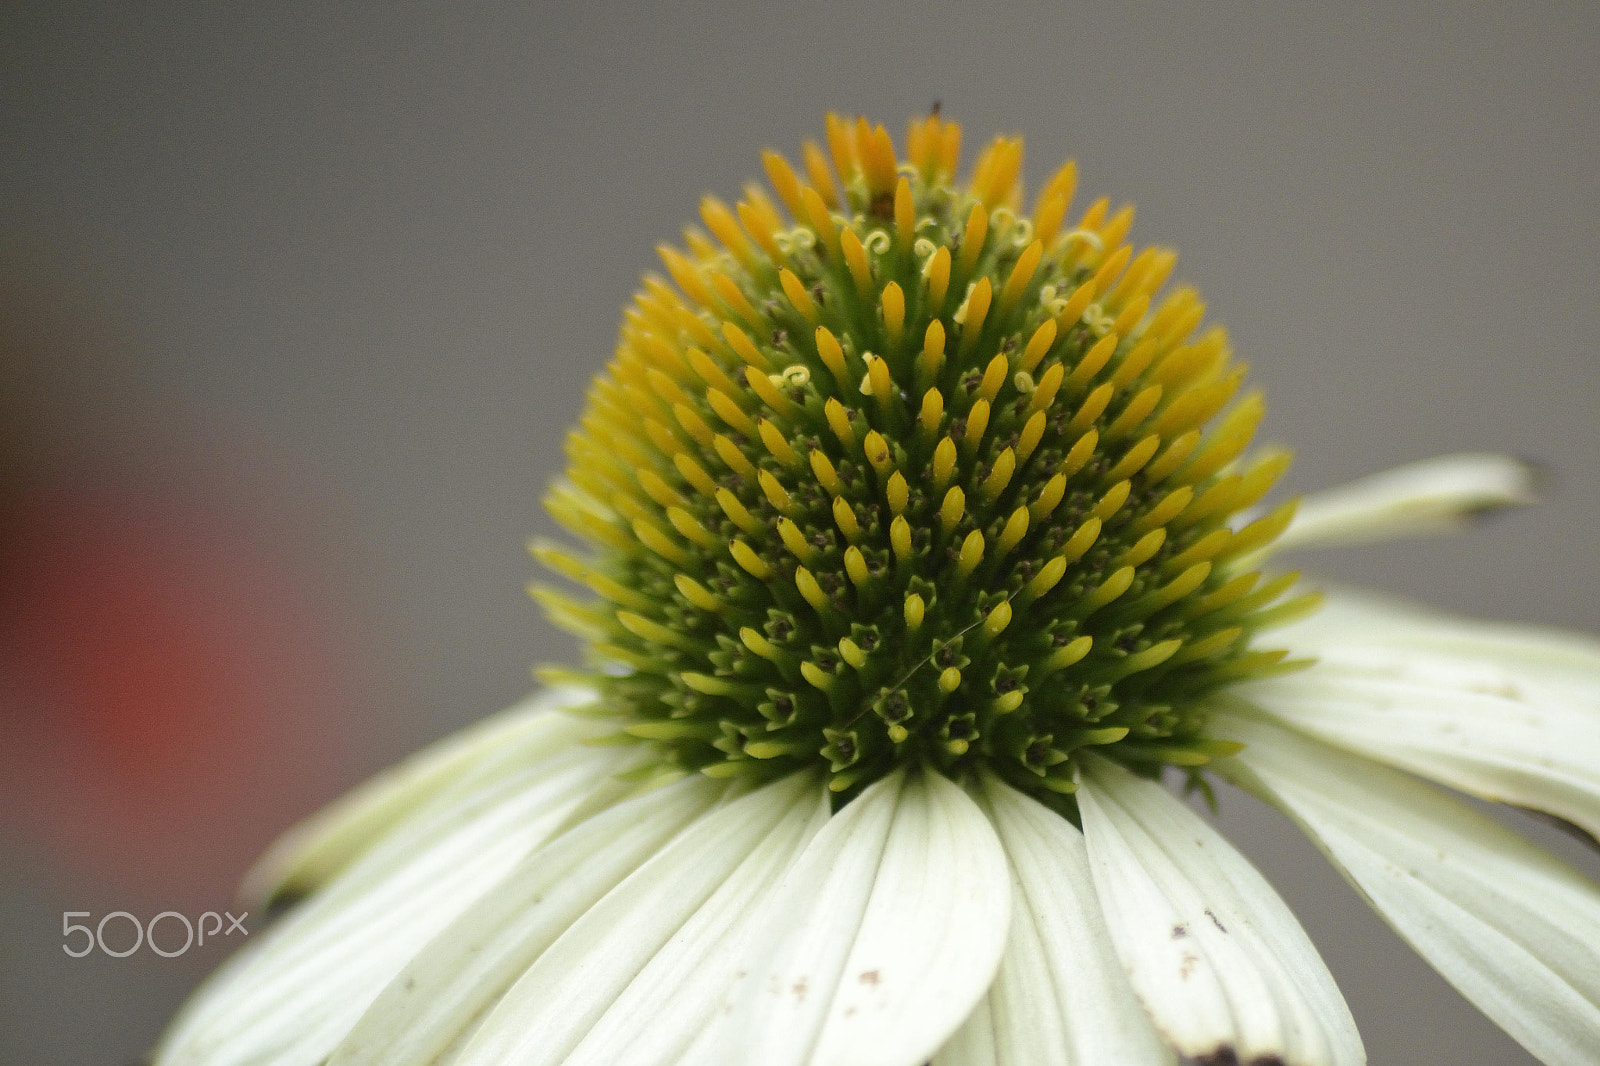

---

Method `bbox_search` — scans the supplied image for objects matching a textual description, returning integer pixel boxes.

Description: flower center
[537,114,1312,806]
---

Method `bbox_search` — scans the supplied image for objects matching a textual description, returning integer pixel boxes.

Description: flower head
[156,114,1600,1066]
[537,112,1304,805]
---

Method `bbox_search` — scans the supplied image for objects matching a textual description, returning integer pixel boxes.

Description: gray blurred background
[2,1,1596,1062]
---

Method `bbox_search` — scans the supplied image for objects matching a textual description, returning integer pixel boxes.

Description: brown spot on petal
[1184,1052,1287,1066]
[859,969,881,985]
[1188,1048,1238,1066]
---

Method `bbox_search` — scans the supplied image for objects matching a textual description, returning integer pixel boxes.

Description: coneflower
[155,112,1597,1066]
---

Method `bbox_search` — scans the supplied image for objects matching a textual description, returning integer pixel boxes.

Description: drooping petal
[155,741,627,1066]
[1077,754,1363,1066]
[1251,589,1600,841]
[1218,709,1600,1065]
[1268,454,1534,553]
[719,768,1012,1066]
[329,771,726,1066]
[1278,586,1600,672]
[450,771,823,1066]
[242,685,604,903]
[944,777,1173,1066]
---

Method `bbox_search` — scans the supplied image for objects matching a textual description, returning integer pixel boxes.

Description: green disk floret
[536,114,1314,808]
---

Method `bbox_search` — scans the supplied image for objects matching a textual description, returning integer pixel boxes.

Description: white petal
[1252,589,1600,840]
[1277,586,1600,671]
[1269,453,1535,553]
[974,876,1068,1066]
[724,769,1012,1066]
[974,778,1174,1066]
[931,995,997,1066]
[1077,755,1363,1066]
[562,777,828,1066]
[242,685,603,903]
[452,771,821,1066]
[329,772,724,1066]
[1218,708,1600,1065]
[155,742,624,1066]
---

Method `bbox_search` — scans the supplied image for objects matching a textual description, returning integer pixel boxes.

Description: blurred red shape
[1,481,355,907]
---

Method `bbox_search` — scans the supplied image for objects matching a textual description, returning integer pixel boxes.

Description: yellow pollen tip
[674,573,723,612]
[1020,319,1057,373]
[795,566,830,611]
[998,240,1043,318]
[780,268,820,323]
[957,202,988,277]
[963,399,991,450]
[1084,566,1136,613]
[1063,517,1103,563]
[716,487,763,536]
[958,530,985,575]
[1118,527,1168,569]
[863,430,894,476]
[918,388,944,437]
[939,486,966,536]
[1093,480,1132,522]
[958,277,993,355]
[931,437,958,491]
[882,282,906,347]
[740,626,782,662]
[758,469,796,515]
[1026,555,1068,601]
[825,397,856,450]
[997,506,1030,555]
[844,546,871,588]
[886,471,909,514]
[1030,473,1068,523]
[978,353,1009,402]
[757,419,802,469]
[978,447,1015,505]
[925,245,952,311]
[1044,635,1093,674]
[890,515,913,560]
[904,592,925,629]
[778,517,815,563]
[815,326,849,387]
[809,449,842,494]
[833,496,863,541]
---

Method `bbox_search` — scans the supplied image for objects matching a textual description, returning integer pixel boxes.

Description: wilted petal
[1219,708,1600,1065]
[1268,453,1534,553]
[1252,589,1600,841]
[1078,755,1363,1066]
